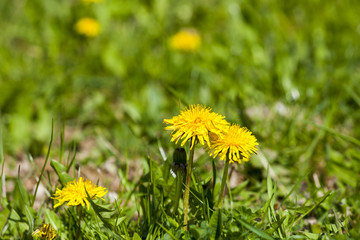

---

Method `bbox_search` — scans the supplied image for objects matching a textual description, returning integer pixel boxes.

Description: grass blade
[156,221,179,240]
[293,191,331,225]
[0,206,10,233]
[236,217,274,240]
[209,209,221,240]
[59,117,65,164]
[85,188,114,230]
[310,122,360,147]
[281,167,314,205]
[32,119,54,207]
[66,142,77,173]
[50,160,74,186]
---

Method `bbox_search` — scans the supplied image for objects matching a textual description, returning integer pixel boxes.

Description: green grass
[1,0,360,239]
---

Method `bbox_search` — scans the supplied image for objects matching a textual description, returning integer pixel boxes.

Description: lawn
[0,0,360,239]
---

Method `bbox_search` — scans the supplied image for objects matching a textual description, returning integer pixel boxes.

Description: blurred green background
[1,0,359,181]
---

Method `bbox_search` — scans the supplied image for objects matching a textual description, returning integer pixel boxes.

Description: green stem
[75,206,83,240]
[183,139,195,231]
[217,156,230,209]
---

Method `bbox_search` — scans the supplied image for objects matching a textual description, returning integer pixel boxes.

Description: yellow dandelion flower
[164,105,229,148]
[32,224,56,240]
[52,177,107,210]
[74,18,101,38]
[169,29,201,52]
[209,124,258,164]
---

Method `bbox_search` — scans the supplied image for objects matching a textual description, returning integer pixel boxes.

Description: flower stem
[183,140,195,231]
[217,156,230,209]
[75,206,83,240]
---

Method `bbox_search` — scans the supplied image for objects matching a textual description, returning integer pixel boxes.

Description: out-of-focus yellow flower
[74,18,101,38]
[81,0,103,3]
[209,124,258,164]
[32,224,56,240]
[52,177,107,210]
[164,105,229,149]
[169,29,201,52]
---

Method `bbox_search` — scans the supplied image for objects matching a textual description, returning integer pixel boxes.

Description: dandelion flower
[209,124,258,164]
[164,105,229,148]
[52,177,107,210]
[32,224,56,240]
[74,18,101,38]
[169,29,201,52]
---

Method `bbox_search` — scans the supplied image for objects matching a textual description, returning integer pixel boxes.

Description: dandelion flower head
[74,18,101,38]
[32,224,56,240]
[169,29,201,52]
[209,124,258,164]
[164,105,229,148]
[52,177,107,210]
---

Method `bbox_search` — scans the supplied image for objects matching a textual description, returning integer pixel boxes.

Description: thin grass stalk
[32,119,54,207]
[66,142,77,173]
[59,118,65,164]
[182,138,195,231]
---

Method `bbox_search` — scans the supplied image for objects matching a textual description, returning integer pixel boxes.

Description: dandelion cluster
[169,29,201,52]
[164,104,258,163]
[164,104,259,226]
[52,177,108,210]
[74,18,101,37]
